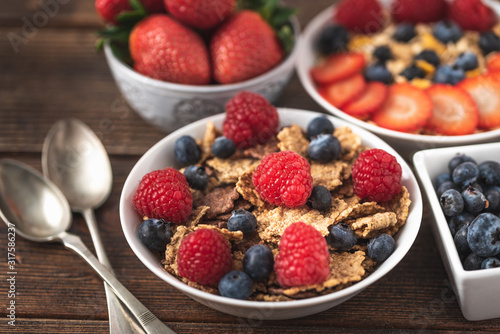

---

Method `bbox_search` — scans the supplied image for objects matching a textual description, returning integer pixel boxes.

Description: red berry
[449,0,496,32]
[319,73,367,109]
[351,149,402,202]
[177,229,232,286]
[165,0,235,30]
[252,151,313,208]
[133,168,192,224]
[223,91,279,149]
[274,222,331,287]
[458,75,500,129]
[310,52,366,85]
[391,0,447,24]
[95,0,130,24]
[334,0,384,34]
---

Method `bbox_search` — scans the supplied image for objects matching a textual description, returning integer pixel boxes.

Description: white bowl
[413,143,500,321]
[296,4,500,161]
[104,18,300,133]
[119,108,423,320]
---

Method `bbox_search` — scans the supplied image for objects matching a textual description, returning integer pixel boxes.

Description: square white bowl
[413,143,500,321]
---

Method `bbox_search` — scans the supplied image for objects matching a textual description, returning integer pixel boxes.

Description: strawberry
[487,53,500,73]
[343,81,388,117]
[129,14,211,84]
[310,53,366,85]
[372,83,433,132]
[458,75,500,129]
[210,10,284,84]
[448,0,496,32]
[334,0,384,34]
[319,74,366,109]
[391,0,447,24]
[164,0,235,30]
[426,84,479,135]
[95,0,164,24]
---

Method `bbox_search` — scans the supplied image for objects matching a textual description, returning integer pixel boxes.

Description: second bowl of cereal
[120,92,423,319]
[297,0,500,160]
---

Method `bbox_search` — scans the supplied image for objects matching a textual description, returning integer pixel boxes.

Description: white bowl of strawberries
[296,0,500,160]
[119,91,423,320]
[98,0,299,132]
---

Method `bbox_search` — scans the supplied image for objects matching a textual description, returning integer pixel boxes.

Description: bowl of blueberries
[413,142,500,321]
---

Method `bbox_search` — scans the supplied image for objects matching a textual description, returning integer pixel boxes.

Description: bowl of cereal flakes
[120,91,423,320]
[296,0,500,161]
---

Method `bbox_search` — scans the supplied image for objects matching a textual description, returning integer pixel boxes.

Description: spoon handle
[82,208,143,334]
[58,232,176,334]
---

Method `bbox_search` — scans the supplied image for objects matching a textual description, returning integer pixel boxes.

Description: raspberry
[334,0,384,34]
[351,148,402,202]
[449,0,496,32]
[177,229,232,286]
[252,151,313,208]
[133,168,192,224]
[223,91,279,149]
[391,0,447,24]
[274,222,331,287]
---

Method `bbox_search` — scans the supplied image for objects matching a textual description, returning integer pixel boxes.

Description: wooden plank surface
[1,0,500,333]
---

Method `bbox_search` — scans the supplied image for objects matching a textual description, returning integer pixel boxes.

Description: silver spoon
[41,118,142,334]
[0,160,175,334]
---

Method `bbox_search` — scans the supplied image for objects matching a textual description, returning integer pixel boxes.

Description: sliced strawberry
[372,83,433,132]
[487,53,500,73]
[319,74,366,108]
[459,75,500,129]
[310,53,366,85]
[343,82,388,117]
[426,84,479,135]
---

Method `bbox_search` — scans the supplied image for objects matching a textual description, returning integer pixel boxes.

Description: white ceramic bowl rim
[120,108,423,311]
[296,4,500,145]
[105,17,301,94]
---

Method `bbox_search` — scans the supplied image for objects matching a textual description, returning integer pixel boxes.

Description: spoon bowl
[42,118,112,211]
[0,159,71,242]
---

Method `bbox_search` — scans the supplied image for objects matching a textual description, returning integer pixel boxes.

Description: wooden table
[1,1,499,333]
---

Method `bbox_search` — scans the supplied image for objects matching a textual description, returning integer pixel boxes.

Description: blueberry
[449,154,477,174]
[462,186,487,214]
[434,65,465,85]
[454,224,472,261]
[436,181,458,198]
[452,162,479,189]
[393,23,416,42]
[317,24,349,55]
[478,161,500,186]
[467,213,500,257]
[481,257,500,269]
[463,253,485,271]
[485,186,500,213]
[440,189,464,217]
[364,63,393,84]
[183,165,210,190]
[308,185,332,211]
[373,45,393,62]
[307,134,342,163]
[432,20,462,44]
[211,136,236,159]
[227,209,257,235]
[175,135,201,166]
[307,116,335,139]
[415,50,440,67]
[243,244,274,281]
[454,52,478,71]
[138,218,173,252]
[400,64,426,81]
[469,181,484,193]
[435,172,452,189]
[367,234,396,262]
[448,212,475,237]
[479,31,500,55]
[327,223,357,251]
[218,270,253,300]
